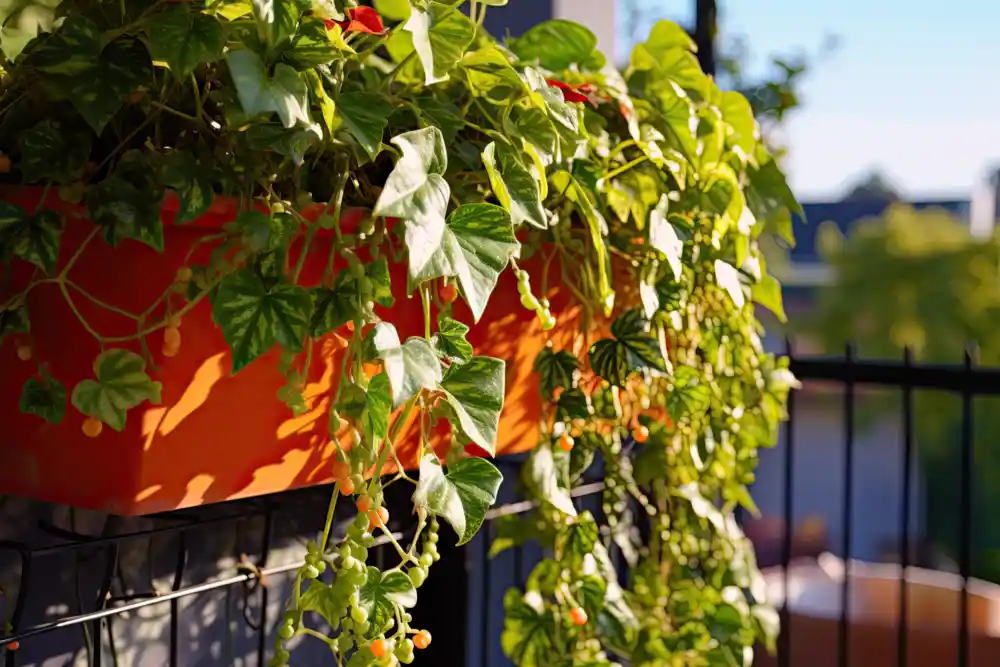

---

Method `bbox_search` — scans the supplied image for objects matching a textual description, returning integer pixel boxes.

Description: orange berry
[633,425,649,444]
[82,417,103,438]
[332,459,350,479]
[346,320,356,333]
[558,433,574,452]
[413,630,432,650]
[368,506,389,531]
[370,639,388,657]
[356,494,373,513]
[164,326,181,348]
[126,90,145,104]
[0,155,11,174]
[16,345,31,361]
[7,640,18,651]
[176,267,193,283]
[569,607,588,626]
[167,314,182,329]
[439,283,458,304]
[340,476,356,495]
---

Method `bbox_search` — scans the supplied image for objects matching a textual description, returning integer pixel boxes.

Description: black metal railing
[0,349,996,666]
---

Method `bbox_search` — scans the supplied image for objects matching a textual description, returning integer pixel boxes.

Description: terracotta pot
[0,187,589,515]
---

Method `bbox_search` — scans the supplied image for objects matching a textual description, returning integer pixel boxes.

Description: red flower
[324,7,385,34]
[545,79,599,107]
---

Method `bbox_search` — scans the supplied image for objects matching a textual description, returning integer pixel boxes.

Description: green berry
[419,553,433,568]
[351,544,369,561]
[351,606,369,624]
[303,564,320,580]
[408,566,427,587]
[427,532,439,544]
[520,292,541,311]
[278,622,294,640]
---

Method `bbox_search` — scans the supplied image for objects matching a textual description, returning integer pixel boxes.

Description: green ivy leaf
[310,271,360,337]
[462,46,524,103]
[714,259,747,309]
[588,309,667,386]
[20,372,67,424]
[431,316,473,364]
[501,589,556,667]
[372,126,449,228]
[245,121,322,166]
[508,19,603,71]
[29,16,101,75]
[70,38,152,134]
[227,49,309,128]
[366,257,394,308]
[251,0,307,47]
[526,446,576,516]
[559,510,599,562]
[71,349,162,431]
[358,566,417,637]
[438,356,505,455]
[407,203,520,322]
[213,269,313,373]
[404,1,475,86]
[668,366,712,422]
[0,203,63,274]
[649,194,683,281]
[20,120,92,184]
[87,151,165,250]
[284,16,339,69]
[367,322,442,408]
[414,454,503,545]
[533,348,579,399]
[335,372,392,444]
[160,151,214,224]
[299,580,341,625]
[556,388,591,421]
[336,91,393,160]
[0,305,29,344]
[753,273,786,323]
[147,5,224,79]
[630,20,696,71]
[482,142,547,229]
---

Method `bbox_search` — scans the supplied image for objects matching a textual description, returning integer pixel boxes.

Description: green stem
[421,285,432,342]
[60,228,100,280]
[320,481,341,553]
[190,73,204,122]
[605,155,650,182]
[65,280,140,320]
[59,283,103,342]
[298,627,336,648]
[148,102,198,122]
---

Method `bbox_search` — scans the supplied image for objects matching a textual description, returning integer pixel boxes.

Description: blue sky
[620,0,1000,200]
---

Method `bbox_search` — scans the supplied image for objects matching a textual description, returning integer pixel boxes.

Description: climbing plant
[0,1,798,666]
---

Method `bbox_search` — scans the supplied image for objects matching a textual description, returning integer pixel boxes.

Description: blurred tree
[804,205,1000,580]
[841,169,903,203]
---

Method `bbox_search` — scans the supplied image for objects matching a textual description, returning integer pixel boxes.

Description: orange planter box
[0,188,585,515]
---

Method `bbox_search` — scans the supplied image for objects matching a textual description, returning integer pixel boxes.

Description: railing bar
[789,357,1000,394]
[484,482,605,520]
[0,530,404,647]
[838,344,856,667]
[958,348,974,667]
[481,525,492,667]
[778,338,796,667]
[897,347,914,667]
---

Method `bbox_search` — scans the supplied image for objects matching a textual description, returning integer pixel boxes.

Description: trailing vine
[0,1,798,666]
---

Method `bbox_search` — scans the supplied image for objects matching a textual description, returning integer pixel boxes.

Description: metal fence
[0,349,997,667]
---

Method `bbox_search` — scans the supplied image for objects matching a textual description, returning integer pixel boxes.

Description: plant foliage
[0,1,798,665]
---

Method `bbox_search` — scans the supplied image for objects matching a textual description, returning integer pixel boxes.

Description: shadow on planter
[0,188,588,515]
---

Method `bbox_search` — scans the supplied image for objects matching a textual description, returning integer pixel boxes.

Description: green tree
[805,204,1000,579]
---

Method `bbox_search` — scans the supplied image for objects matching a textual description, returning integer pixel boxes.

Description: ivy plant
[0,1,799,666]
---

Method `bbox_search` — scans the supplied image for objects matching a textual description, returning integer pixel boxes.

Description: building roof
[788,199,971,264]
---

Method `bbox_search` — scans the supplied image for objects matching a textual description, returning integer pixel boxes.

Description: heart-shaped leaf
[406,203,520,322]
[227,49,309,128]
[213,269,313,372]
[533,348,579,399]
[160,150,214,223]
[414,454,503,545]
[251,0,307,47]
[482,142,546,229]
[71,349,162,431]
[358,566,417,637]
[438,355,505,455]
[335,372,392,444]
[432,316,473,364]
[0,202,63,274]
[148,5,224,79]
[20,372,67,424]
[404,1,475,86]
[310,271,361,337]
[87,151,166,251]
[367,322,442,408]
[508,19,603,70]
[588,309,668,386]
[336,91,393,160]
[70,38,152,134]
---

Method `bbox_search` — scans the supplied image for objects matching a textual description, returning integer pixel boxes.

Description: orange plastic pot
[0,188,588,515]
